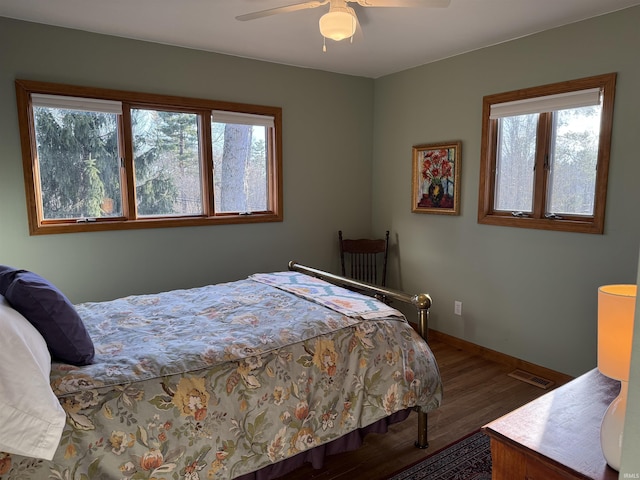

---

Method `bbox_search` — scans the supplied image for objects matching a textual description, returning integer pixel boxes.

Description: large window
[478,73,616,234]
[15,80,282,234]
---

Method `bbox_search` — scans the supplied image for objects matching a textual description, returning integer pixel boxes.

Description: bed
[0,261,442,480]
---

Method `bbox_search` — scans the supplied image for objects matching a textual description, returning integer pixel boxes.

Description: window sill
[477,214,603,234]
[30,213,283,235]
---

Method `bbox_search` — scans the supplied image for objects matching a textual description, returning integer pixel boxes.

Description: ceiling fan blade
[353,0,450,7]
[236,0,330,21]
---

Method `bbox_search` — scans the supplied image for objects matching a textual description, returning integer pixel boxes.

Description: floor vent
[508,369,554,389]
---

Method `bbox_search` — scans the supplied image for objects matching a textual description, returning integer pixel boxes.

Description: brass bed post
[287,261,432,449]
[413,293,430,449]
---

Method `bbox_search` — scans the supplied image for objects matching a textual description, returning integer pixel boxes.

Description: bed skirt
[237,409,412,480]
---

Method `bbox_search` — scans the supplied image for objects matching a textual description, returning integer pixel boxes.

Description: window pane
[131,109,203,217]
[494,114,538,212]
[33,107,122,220]
[547,105,601,216]
[212,121,269,214]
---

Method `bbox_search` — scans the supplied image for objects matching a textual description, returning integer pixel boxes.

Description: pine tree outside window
[15,80,283,235]
[31,95,123,221]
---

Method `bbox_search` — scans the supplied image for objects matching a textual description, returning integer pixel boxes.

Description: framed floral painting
[412,141,461,215]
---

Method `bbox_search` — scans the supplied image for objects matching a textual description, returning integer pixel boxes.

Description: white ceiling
[1,0,639,78]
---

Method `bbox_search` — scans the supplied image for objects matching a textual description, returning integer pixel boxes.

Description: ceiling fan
[236,0,451,51]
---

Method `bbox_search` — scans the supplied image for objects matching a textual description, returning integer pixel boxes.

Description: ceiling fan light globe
[319,10,356,41]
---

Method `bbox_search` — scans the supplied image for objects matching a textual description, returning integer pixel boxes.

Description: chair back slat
[339,230,389,286]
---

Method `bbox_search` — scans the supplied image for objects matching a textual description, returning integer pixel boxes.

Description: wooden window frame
[478,73,616,234]
[15,79,283,235]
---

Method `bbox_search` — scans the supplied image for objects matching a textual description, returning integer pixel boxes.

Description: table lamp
[597,284,637,471]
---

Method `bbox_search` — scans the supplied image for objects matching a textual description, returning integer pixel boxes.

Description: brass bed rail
[288,260,433,448]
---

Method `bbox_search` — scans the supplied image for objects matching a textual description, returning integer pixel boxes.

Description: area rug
[386,430,492,480]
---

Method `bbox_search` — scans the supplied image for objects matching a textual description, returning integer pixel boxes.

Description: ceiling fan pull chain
[323,37,327,52]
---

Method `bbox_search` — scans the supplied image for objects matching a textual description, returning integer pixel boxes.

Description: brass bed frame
[288,261,433,448]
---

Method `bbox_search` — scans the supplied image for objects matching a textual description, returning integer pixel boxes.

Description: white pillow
[0,294,66,460]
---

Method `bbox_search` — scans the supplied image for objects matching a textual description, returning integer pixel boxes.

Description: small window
[478,73,616,234]
[131,108,204,217]
[15,80,283,234]
[211,111,274,215]
[31,94,123,221]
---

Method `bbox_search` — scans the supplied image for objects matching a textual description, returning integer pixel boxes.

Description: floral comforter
[0,272,442,480]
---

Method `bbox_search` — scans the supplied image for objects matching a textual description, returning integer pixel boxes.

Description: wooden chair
[338,230,390,286]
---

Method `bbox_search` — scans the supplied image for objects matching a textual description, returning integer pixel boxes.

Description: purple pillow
[4,270,95,366]
[0,265,21,295]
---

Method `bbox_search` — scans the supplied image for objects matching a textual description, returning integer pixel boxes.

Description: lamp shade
[597,284,637,381]
[319,8,356,41]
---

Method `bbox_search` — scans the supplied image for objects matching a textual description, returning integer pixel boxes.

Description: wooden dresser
[483,368,619,480]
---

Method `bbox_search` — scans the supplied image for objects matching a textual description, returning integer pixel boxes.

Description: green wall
[621,256,640,477]
[0,17,374,302]
[372,7,640,377]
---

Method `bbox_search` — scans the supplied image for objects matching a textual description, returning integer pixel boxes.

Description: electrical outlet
[454,301,462,316]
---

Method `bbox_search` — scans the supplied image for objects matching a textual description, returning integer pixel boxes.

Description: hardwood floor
[279,332,572,480]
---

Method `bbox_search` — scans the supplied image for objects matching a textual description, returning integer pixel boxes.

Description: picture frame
[411,141,461,215]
